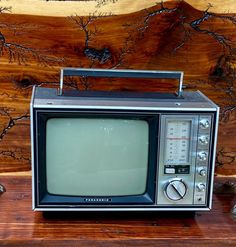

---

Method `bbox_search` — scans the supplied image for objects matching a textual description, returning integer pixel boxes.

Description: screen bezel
[34,109,158,207]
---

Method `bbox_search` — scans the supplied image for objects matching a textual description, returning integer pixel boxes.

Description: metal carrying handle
[59,68,184,97]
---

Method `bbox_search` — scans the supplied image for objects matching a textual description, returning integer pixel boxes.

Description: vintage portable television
[31,68,219,211]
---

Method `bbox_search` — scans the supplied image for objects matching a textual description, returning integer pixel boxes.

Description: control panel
[157,114,213,206]
[194,115,212,204]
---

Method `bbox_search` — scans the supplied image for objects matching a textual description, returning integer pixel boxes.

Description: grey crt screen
[46,118,149,196]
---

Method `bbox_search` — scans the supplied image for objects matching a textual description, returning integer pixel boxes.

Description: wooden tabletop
[0,174,236,247]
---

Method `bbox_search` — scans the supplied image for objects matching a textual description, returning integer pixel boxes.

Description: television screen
[46,118,149,197]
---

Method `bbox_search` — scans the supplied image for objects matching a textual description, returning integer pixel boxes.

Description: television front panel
[31,87,219,211]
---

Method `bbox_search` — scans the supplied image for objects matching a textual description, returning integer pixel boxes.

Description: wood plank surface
[0,174,235,246]
[0,0,235,176]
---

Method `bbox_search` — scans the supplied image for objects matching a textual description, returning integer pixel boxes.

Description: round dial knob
[200,119,210,129]
[198,151,208,161]
[198,168,207,177]
[165,179,187,201]
[197,183,206,192]
[198,135,209,145]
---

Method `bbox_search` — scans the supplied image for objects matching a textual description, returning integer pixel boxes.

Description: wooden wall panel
[0,0,235,176]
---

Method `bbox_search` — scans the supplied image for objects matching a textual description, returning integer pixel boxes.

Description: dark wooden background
[0,0,235,178]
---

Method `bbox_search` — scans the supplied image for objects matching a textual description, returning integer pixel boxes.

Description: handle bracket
[59,68,184,97]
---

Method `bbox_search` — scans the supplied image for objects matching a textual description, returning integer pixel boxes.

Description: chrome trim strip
[179,72,184,97]
[33,104,217,112]
[34,207,210,212]
[59,68,64,96]
[208,106,220,209]
[30,86,36,210]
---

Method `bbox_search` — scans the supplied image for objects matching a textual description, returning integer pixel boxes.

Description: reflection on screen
[46,118,149,196]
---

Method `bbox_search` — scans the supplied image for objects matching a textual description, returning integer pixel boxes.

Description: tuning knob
[198,168,207,177]
[198,135,209,145]
[165,179,187,201]
[197,183,206,192]
[200,119,210,129]
[198,151,208,161]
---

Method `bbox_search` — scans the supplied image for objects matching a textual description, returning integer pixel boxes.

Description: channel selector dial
[165,179,187,201]
[198,151,208,161]
[198,168,207,177]
[197,183,206,192]
[198,135,209,145]
[199,119,210,129]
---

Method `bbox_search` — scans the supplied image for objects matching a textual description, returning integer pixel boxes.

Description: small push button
[165,168,175,174]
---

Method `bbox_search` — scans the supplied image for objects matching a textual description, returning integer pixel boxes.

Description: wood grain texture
[1,0,236,17]
[0,174,236,246]
[0,1,235,175]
